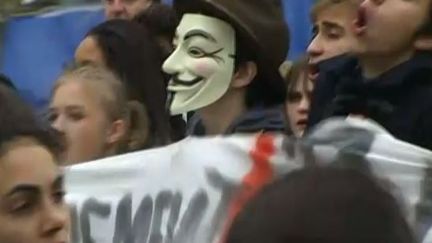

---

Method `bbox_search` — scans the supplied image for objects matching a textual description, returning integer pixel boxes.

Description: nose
[298,96,310,114]
[307,36,324,60]
[51,115,65,133]
[40,203,69,238]
[107,0,126,19]
[162,47,183,76]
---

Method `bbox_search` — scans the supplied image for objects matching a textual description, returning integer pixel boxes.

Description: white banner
[65,118,432,243]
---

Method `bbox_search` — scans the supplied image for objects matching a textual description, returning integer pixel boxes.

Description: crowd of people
[0,0,429,242]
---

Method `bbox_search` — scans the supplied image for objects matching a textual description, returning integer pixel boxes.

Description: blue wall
[0,0,312,109]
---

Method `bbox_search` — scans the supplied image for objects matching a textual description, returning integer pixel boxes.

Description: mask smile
[171,75,204,87]
[168,75,205,92]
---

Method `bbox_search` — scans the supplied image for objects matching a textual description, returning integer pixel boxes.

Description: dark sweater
[187,105,286,136]
[307,52,432,150]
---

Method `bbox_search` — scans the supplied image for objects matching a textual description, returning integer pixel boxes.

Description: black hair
[227,167,415,243]
[234,36,286,108]
[86,19,172,147]
[0,84,62,159]
[0,73,17,91]
[133,3,179,59]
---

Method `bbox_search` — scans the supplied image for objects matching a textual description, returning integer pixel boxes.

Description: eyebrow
[5,185,40,197]
[184,30,217,43]
[5,174,64,197]
[49,105,83,111]
[322,21,344,31]
[52,175,64,189]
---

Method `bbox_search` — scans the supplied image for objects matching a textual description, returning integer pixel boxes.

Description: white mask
[162,14,236,115]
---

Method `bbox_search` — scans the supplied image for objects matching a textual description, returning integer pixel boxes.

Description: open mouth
[308,63,320,81]
[353,6,367,35]
[296,118,308,128]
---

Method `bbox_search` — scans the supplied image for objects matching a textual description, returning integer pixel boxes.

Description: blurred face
[104,0,152,19]
[49,81,113,165]
[162,14,236,115]
[308,3,361,80]
[0,138,69,243]
[354,0,431,56]
[285,75,314,138]
[74,37,105,66]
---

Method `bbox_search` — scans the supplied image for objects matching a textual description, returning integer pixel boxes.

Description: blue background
[0,0,313,109]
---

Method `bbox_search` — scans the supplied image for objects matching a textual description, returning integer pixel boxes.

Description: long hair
[86,19,172,147]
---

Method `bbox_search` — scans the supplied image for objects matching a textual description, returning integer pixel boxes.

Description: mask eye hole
[188,47,205,58]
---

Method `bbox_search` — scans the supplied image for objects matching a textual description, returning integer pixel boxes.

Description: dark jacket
[187,105,286,136]
[307,55,358,129]
[308,52,432,150]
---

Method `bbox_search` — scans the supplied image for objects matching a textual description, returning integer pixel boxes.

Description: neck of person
[359,48,415,79]
[198,88,247,136]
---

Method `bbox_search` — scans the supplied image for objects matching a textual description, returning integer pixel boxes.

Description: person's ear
[126,100,149,151]
[106,119,128,146]
[231,61,257,88]
[414,35,432,51]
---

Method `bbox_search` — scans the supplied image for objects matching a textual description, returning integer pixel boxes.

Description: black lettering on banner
[70,204,81,243]
[80,198,111,243]
[165,192,182,243]
[206,169,240,242]
[112,191,183,243]
[113,194,132,243]
[149,191,173,243]
[172,190,209,242]
[112,194,153,243]
[75,190,210,243]
[131,195,153,243]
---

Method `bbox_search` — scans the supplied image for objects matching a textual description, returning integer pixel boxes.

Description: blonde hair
[311,0,359,22]
[53,64,128,123]
[52,64,149,153]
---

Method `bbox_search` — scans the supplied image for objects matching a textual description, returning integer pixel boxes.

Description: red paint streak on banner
[220,133,276,242]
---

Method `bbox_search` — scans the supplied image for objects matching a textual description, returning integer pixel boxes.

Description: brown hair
[86,19,172,146]
[282,57,310,102]
[227,167,415,243]
[311,0,359,22]
[52,64,148,154]
[0,83,63,161]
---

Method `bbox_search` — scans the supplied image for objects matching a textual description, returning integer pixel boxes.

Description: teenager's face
[354,0,431,56]
[75,37,106,67]
[104,0,152,19]
[0,138,70,243]
[285,75,314,138]
[308,3,361,79]
[49,81,115,165]
[162,14,236,115]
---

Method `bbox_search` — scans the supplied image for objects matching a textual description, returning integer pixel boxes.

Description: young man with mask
[306,0,363,128]
[104,0,159,19]
[312,0,432,150]
[163,0,289,135]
